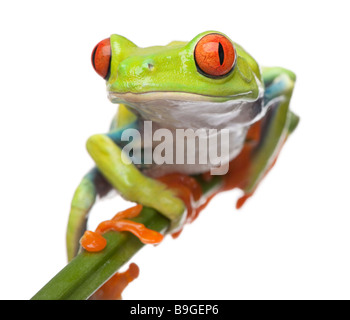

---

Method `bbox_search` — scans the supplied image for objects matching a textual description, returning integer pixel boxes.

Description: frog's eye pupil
[91,38,111,80]
[194,34,236,77]
[218,42,224,65]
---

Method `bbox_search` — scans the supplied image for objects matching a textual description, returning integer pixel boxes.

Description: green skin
[107,31,261,100]
[66,31,299,262]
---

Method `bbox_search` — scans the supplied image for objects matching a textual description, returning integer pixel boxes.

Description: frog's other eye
[194,34,236,78]
[91,38,111,80]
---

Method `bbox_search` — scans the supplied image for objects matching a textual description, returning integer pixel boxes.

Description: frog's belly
[138,122,248,177]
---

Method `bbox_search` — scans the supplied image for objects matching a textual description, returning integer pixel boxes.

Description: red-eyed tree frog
[66,31,299,261]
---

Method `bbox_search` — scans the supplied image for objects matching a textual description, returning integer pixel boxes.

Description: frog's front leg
[86,133,186,230]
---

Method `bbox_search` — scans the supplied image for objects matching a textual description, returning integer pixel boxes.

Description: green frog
[66,31,299,261]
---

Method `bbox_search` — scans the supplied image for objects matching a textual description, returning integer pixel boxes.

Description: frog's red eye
[194,34,236,77]
[91,38,111,80]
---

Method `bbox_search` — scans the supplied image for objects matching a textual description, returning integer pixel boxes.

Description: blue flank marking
[106,120,139,145]
[264,77,288,104]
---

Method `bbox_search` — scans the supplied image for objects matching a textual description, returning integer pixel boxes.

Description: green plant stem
[31,175,222,300]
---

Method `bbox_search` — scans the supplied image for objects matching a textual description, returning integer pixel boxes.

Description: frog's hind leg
[66,167,112,261]
[226,67,299,208]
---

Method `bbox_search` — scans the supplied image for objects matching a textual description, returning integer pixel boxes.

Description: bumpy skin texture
[66,31,298,261]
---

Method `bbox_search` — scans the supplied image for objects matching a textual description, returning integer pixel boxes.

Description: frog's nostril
[91,38,111,80]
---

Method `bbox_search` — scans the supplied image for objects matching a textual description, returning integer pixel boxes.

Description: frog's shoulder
[109,104,138,131]
[261,66,296,85]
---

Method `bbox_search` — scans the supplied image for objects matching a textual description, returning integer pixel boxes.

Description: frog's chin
[108,90,254,104]
[108,90,266,130]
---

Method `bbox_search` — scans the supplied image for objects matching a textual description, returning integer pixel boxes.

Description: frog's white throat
[108,91,266,130]
[108,91,267,177]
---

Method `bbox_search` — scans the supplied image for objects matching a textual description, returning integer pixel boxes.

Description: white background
[0,0,349,300]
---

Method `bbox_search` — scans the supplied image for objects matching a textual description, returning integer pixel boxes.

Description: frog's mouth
[108,90,252,103]
[108,90,266,130]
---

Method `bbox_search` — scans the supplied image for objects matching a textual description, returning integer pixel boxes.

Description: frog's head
[91,31,264,129]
